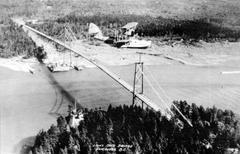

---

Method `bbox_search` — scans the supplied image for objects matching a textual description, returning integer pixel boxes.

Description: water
[1,63,240,154]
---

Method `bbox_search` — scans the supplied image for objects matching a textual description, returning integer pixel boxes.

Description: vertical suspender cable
[141,66,193,127]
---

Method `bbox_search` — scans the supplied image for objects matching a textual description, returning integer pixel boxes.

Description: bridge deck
[22,24,161,111]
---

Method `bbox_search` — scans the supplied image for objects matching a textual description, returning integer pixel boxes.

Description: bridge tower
[132,54,144,108]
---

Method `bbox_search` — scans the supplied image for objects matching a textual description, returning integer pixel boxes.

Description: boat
[47,63,71,72]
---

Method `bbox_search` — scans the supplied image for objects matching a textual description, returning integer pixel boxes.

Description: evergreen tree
[57,116,67,132]
[31,101,240,154]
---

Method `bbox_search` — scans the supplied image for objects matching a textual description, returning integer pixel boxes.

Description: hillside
[0,0,240,27]
[1,1,240,154]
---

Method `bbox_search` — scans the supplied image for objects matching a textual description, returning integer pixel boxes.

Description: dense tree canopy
[0,20,38,58]
[28,14,240,45]
[30,101,240,154]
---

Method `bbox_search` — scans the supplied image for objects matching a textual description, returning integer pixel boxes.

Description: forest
[0,20,37,58]
[28,14,240,45]
[30,101,240,154]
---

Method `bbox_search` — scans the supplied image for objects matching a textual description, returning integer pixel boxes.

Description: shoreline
[1,19,240,154]
[0,56,37,74]
[2,62,240,153]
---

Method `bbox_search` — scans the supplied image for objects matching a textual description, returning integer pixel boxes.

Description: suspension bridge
[18,21,192,127]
